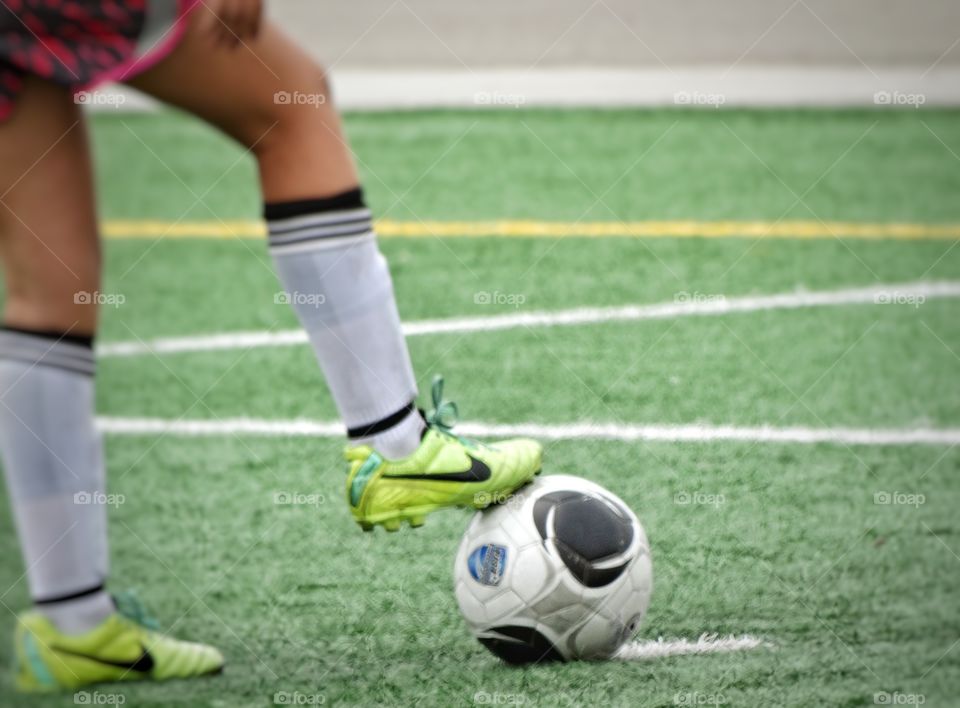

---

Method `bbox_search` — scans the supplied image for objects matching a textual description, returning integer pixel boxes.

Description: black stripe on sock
[34,582,105,606]
[347,401,417,439]
[268,226,374,250]
[1,326,93,348]
[264,187,366,221]
[268,213,372,237]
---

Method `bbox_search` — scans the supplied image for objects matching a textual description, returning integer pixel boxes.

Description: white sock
[351,403,426,460]
[37,591,116,635]
[267,190,424,459]
[0,329,113,634]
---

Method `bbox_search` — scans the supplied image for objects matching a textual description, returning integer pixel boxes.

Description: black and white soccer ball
[453,475,652,663]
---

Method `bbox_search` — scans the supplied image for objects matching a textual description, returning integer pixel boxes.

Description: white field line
[97,280,960,358]
[95,417,960,446]
[91,67,960,109]
[614,634,771,662]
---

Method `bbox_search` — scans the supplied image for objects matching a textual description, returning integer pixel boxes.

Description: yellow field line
[101,219,960,240]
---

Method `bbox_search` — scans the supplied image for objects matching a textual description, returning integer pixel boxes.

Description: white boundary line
[91,67,960,109]
[614,634,771,662]
[95,417,960,446]
[98,280,960,358]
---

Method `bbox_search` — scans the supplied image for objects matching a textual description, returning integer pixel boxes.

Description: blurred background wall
[261,0,960,107]
[269,0,959,70]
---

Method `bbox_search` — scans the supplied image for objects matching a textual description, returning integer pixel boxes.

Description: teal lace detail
[425,375,480,448]
[425,375,459,433]
[113,590,160,631]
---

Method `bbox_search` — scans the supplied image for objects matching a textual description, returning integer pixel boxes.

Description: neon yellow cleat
[345,376,542,531]
[13,592,223,693]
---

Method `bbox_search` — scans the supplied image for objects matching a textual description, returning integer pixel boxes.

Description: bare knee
[251,64,334,153]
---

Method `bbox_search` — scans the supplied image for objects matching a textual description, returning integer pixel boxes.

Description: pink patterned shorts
[0,0,199,120]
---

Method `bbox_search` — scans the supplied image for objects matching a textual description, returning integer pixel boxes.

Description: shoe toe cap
[498,438,543,474]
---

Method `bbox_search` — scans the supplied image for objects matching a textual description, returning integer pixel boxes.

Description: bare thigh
[0,77,100,335]
[127,10,360,202]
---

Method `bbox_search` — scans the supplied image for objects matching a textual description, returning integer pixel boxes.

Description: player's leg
[125,14,542,528]
[127,16,422,454]
[125,13,541,531]
[0,77,222,693]
[0,76,110,633]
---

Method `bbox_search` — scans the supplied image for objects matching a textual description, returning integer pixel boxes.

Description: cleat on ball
[344,376,541,532]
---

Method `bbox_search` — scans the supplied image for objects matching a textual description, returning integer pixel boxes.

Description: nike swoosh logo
[53,643,155,673]
[387,454,492,482]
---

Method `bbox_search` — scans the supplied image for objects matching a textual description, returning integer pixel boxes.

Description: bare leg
[126,12,359,201]
[0,77,100,335]
[0,78,112,634]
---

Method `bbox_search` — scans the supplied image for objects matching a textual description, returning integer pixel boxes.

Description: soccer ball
[453,475,652,663]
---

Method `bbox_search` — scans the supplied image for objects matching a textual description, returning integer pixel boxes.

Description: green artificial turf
[1,107,959,706]
[92,108,960,222]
